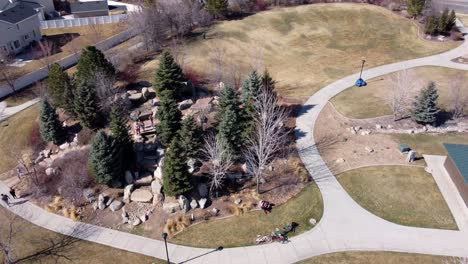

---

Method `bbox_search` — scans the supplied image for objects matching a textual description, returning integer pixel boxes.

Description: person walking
[9,188,17,199]
[1,194,10,207]
[16,166,22,179]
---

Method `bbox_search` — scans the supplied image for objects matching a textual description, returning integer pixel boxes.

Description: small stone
[375,124,383,129]
[259,178,266,184]
[387,125,393,129]
[211,208,219,216]
[151,180,162,195]
[178,99,194,110]
[190,199,198,209]
[365,147,374,153]
[83,188,96,203]
[139,214,148,222]
[360,130,370,136]
[59,143,70,150]
[336,158,345,163]
[106,197,114,207]
[241,163,248,173]
[123,184,134,202]
[187,158,196,173]
[109,200,124,212]
[234,199,242,205]
[178,195,190,212]
[45,167,57,176]
[122,216,129,224]
[199,198,207,209]
[163,200,180,214]
[309,218,317,225]
[98,200,106,210]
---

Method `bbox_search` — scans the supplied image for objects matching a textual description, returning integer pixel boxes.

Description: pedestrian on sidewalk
[9,188,17,199]
[16,166,23,179]
[1,194,10,207]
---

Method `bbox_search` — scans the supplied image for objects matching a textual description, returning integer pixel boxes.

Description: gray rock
[92,201,98,211]
[190,199,198,209]
[105,197,114,207]
[130,189,153,203]
[309,218,317,225]
[157,155,165,167]
[132,218,142,226]
[375,124,383,129]
[129,93,143,102]
[123,184,135,202]
[59,143,70,150]
[83,188,96,203]
[109,200,124,212]
[197,183,208,198]
[336,158,345,163]
[142,87,150,99]
[98,200,106,210]
[153,193,163,206]
[34,154,45,164]
[234,199,242,205]
[125,171,134,185]
[365,147,374,153]
[45,167,58,176]
[198,198,207,209]
[178,99,194,110]
[211,207,219,216]
[187,158,196,173]
[139,214,148,222]
[163,201,180,214]
[154,167,162,181]
[134,175,153,186]
[122,216,129,224]
[178,195,190,212]
[151,180,162,195]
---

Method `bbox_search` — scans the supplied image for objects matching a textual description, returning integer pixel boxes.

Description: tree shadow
[285,104,315,118]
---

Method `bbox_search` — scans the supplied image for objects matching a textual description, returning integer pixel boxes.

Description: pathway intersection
[2,27,468,264]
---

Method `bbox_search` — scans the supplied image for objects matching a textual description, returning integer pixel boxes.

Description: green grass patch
[298,251,448,264]
[337,166,457,230]
[0,105,39,174]
[171,183,323,248]
[391,133,468,156]
[331,66,468,119]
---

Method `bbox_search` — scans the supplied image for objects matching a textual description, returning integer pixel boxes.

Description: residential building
[70,0,108,18]
[443,143,468,207]
[0,1,41,54]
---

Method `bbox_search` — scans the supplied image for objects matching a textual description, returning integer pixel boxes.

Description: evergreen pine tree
[437,8,449,33]
[157,90,182,147]
[109,106,133,177]
[407,0,425,17]
[39,100,63,144]
[204,0,228,18]
[425,15,437,35]
[162,136,193,196]
[412,81,440,125]
[47,63,72,108]
[217,84,239,120]
[62,80,76,117]
[154,50,185,99]
[248,70,262,100]
[74,80,101,129]
[76,46,115,83]
[89,131,115,185]
[446,10,456,32]
[179,115,203,159]
[261,69,276,95]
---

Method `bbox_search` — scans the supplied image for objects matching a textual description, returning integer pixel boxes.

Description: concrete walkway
[2,32,468,264]
[0,98,40,122]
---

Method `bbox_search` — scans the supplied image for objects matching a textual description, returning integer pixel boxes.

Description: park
[1,0,468,263]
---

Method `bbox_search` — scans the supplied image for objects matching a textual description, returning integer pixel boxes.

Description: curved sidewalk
[2,40,468,264]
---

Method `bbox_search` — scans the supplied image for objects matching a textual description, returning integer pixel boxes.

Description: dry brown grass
[299,251,447,264]
[164,214,191,237]
[139,3,458,98]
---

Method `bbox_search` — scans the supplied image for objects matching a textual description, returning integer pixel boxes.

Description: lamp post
[162,232,170,264]
[359,59,366,80]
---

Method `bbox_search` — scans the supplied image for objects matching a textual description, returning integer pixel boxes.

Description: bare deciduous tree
[201,132,233,195]
[36,39,55,70]
[244,87,290,194]
[92,70,117,113]
[385,69,419,121]
[128,4,167,53]
[449,73,467,119]
[0,50,21,95]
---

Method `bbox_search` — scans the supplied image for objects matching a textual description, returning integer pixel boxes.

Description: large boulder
[198,198,207,209]
[163,200,180,214]
[151,180,162,195]
[154,167,162,181]
[130,189,153,203]
[178,195,190,212]
[129,93,143,103]
[190,199,198,209]
[178,99,194,110]
[98,194,106,210]
[134,175,153,186]
[59,143,70,150]
[82,188,96,203]
[197,183,208,198]
[123,184,135,202]
[142,87,150,99]
[109,200,124,212]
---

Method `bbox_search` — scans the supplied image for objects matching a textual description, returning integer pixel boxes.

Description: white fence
[0,29,136,98]
[40,14,128,29]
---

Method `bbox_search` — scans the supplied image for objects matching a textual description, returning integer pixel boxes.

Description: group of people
[134,116,154,136]
[1,188,18,207]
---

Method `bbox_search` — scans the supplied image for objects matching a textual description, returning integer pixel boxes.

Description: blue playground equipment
[355,60,367,87]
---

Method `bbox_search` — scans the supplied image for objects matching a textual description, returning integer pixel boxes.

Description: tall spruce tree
[162,136,192,196]
[109,106,133,177]
[74,80,101,129]
[179,115,203,159]
[437,8,449,33]
[154,50,185,99]
[157,90,182,147]
[261,69,276,96]
[62,79,76,117]
[76,46,115,82]
[89,131,115,185]
[247,70,262,100]
[425,15,437,35]
[47,63,72,108]
[407,0,425,17]
[205,0,228,18]
[39,100,63,144]
[412,81,440,125]
[446,10,456,32]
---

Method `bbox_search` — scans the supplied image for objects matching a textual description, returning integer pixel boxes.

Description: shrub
[77,127,95,146]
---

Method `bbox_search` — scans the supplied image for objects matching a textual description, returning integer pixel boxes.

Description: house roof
[444,143,468,184]
[70,1,108,13]
[22,1,44,9]
[0,3,38,24]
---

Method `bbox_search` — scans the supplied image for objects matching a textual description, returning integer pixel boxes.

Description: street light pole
[162,232,170,264]
[359,59,366,79]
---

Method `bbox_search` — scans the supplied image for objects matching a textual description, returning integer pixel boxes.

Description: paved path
[0,98,40,122]
[2,32,468,264]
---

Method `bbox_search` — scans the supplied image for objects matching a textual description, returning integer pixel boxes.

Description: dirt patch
[314,103,425,174]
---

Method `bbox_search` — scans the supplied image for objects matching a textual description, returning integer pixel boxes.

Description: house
[444,143,468,207]
[0,1,41,54]
[70,0,108,18]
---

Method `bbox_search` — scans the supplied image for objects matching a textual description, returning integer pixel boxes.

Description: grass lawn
[171,183,323,248]
[330,66,468,119]
[337,166,457,230]
[298,251,448,264]
[458,14,468,26]
[391,133,468,156]
[0,207,159,264]
[2,83,42,107]
[0,105,39,175]
[140,3,458,98]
